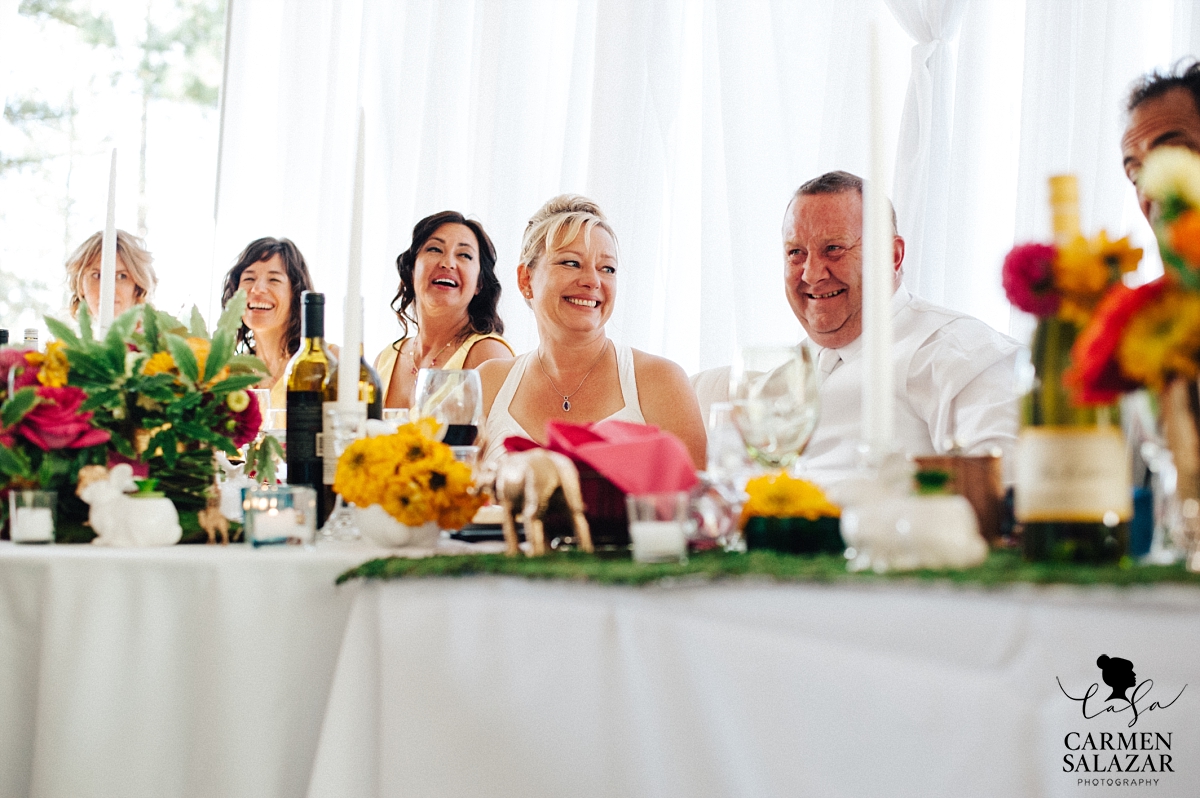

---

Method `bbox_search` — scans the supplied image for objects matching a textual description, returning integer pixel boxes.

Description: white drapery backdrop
[212,0,1200,374]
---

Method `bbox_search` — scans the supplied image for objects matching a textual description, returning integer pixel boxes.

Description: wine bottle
[285,292,337,522]
[1015,175,1131,563]
[23,328,38,351]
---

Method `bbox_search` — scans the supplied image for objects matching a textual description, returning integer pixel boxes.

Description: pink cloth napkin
[503,419,698,494]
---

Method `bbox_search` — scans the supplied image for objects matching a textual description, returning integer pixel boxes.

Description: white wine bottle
[1015,175,1131,563]
[285,292,337,522]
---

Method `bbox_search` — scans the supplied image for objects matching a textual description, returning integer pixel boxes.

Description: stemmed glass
[728,345,820,470]
[413,369,483,446]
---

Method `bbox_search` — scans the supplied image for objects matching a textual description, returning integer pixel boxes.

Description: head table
[2,541,1198,798]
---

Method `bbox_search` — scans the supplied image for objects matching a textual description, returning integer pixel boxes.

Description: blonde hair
[519,194,618,270]
[65,230,158,317]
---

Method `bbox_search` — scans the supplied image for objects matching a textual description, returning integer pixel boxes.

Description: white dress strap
[612,343,645,424]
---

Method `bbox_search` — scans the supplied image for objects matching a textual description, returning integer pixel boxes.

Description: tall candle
[862,22,894,450]
[338,109,365,409]
[98,148,118,332]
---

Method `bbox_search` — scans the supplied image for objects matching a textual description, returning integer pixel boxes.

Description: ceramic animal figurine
[493,449,593,556]
[77,463,182,547]
[198,488,231,545]
[215,451,256,521]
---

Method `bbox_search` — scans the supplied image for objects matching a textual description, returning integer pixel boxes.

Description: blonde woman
[478,195,706,469]
[65,230,157,320]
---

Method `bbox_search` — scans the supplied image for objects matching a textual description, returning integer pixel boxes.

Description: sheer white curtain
[214,0,1200,372]
[883,0,969,306]
[215,0,913,373]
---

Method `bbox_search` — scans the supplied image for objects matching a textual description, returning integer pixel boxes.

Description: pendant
[563,399,571,412]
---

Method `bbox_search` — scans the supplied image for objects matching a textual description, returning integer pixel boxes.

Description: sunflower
[1116,287,1200,391]
[1054,232,1142,324]
[142,350,176,376]
[36,341,70,387]
[739,471,840,527]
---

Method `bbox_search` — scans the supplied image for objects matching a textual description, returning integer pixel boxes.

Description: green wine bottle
[1015,176,1130,563]
[285,292,337,522]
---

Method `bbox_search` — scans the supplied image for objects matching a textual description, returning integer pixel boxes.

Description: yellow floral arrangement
[739,471,840,528]
[333,418,484,529]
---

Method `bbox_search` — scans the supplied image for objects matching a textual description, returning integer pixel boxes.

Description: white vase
[354,504,441,548]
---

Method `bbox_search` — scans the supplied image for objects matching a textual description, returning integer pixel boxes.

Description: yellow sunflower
[142,350,176,376]
[740,471,840,527]
[1054,232,1143,325]
[36,341,70,387]
[1116,287,1200,391]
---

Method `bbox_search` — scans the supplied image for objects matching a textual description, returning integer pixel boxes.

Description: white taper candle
[98,148,118,332]
[862,22,894,450]
[337,110,365,409]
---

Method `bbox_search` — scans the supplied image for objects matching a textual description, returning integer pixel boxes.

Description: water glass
[243,485,317,546]
[414,369,483,445]
[729,345,820,469]
[626,492,692,564]
[8,490,55,543]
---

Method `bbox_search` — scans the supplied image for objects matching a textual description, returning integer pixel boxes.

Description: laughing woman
[375,211,513,409]
[478,195,706,469]
[220,237,316,409]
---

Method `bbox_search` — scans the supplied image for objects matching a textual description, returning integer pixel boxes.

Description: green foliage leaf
[209,374,264,395]
[188,305,208,338]
[165,333,200,384]
[0,444,33,479]
[78,303,94,342]
[204,328,234,383]
[154,309,188,337]
[142,303,161,353]
[229,354,270,375]
[217,290,247,338]
[1,386,38,427]
[44,315,80,348]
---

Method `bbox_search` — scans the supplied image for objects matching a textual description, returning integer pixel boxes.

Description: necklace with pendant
[537,341,610,412]
[408,335,460,376]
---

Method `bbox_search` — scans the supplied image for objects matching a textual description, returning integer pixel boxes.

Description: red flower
[1065,279,1168,405]
[1003,243,1060,317]
[229,391,262,448]
[9,385,111,451]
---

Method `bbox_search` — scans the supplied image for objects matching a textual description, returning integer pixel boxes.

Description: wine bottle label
[286,391,324,461]
[1014,427,1133,522]
[322,401,368,485]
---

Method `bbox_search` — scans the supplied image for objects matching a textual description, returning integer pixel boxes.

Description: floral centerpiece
[42,292,266,541]
[738,471,842,555]
[0,345,112,537]
[1064,147,1200,569]
[333,418,484,532]
[1002,223,1142,423]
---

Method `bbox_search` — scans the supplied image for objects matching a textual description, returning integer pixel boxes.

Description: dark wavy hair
[390,211,504,343]
[1127,58,1200,115]
[220,237,315,359]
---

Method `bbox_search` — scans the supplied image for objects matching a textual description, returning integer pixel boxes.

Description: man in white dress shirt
[693,170,1021,486]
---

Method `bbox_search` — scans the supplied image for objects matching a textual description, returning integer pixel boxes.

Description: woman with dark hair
[220,237,316,408]
[375,211,513,408]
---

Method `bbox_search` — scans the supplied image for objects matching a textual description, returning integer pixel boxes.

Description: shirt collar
[806,284,912,365]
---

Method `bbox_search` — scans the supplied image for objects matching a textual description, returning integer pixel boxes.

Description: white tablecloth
[308,578,1200,798]
[0,541,380,798]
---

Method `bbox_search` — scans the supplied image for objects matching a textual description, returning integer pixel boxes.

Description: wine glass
[413,369,483,445]
[728,345,820,470]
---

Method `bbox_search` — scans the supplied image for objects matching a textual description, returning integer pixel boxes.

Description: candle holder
[243,485,317,547]
[8,490,56,544]
[625,492,694,564]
